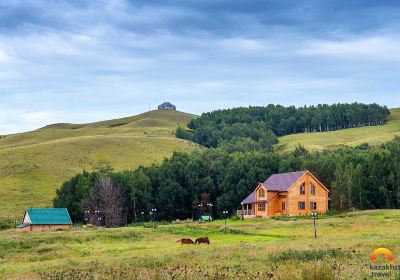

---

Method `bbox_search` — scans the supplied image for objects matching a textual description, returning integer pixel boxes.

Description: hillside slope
[278,108,400,151]
[0,110,199,225]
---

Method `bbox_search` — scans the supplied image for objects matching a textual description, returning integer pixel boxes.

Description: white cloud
[218,38,268,51]
[1,1,400,134]
[0,109,53,134]
[300,36,400,61]
[0,50,9,61]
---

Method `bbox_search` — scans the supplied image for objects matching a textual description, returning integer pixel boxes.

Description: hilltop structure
[240,170,328,218]
[158,102,176,111]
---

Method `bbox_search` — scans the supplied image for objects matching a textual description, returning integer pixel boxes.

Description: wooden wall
[267,192,280,216]
[19,224,71,231]
[287,173,328,216]
[254,184,268,217]
[245,171,328,218]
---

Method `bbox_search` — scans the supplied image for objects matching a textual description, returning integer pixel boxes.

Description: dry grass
[0,110,199,225]
[0,210,399,279]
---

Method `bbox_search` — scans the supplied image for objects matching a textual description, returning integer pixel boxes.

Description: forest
[54,137,400,225]
[178,103,390,149]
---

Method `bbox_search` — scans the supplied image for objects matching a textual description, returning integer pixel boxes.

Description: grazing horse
[177,238,194,244]
[195,237,210,245]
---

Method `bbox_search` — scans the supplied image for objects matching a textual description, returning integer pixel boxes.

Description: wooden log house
[240,170,329,218]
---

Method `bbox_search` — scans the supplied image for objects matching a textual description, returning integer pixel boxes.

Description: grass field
[278,108,400,151]
[0,210,399,279]
[0,110,199,226]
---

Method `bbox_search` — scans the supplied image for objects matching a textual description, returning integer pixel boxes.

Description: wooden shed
[18,208,72,231]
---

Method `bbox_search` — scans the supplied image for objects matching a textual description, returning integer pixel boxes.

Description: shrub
[300,262,334,280]
[270,248,344,262]
[230,215,240,221]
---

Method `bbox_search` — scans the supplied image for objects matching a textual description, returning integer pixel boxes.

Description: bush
[0,221,11,230]
[276,261,335,280]
[230,215,240,221]
[300,262,334,280]
[270,248,344,262]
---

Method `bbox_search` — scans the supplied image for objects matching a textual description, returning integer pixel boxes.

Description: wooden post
[311,212,317,238]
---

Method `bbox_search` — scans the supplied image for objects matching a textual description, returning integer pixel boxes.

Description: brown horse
[195,237,210,245]
[176,238,194,244]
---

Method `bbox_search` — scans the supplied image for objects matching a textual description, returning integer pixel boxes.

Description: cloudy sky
[1,0,400,134]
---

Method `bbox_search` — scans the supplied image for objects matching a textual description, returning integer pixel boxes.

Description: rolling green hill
[0,110,199,225]
[1,107,400,226]
[278,107,400,151]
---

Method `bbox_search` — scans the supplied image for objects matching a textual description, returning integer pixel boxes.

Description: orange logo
[370,248,395,262]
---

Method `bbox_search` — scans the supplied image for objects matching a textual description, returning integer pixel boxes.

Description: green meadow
[0,110,200,225]
[279,108,400,151]
[1,210,399,279]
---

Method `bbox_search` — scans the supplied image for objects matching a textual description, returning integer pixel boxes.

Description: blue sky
[1,0,400,134]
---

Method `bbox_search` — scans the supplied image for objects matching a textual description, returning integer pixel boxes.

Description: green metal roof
[26,208,72,225]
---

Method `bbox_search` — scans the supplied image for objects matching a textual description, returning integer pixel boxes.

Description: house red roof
[262,170,307,192]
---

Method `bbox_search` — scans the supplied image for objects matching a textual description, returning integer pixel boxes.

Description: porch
[237,209,257,219]
[238,201,263,218]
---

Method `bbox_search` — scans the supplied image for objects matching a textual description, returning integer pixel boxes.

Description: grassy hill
[278,107,400,151]
[1,107,400,226]
[0,110,199,225]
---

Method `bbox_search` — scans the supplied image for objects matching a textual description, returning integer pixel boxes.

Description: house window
[298,201,305,210]
[258,203,266,211]
[311,183,316,195]
[282,202,286,211]
[310,202,317,210]
[258,188,265,198]
[300,183,305,195]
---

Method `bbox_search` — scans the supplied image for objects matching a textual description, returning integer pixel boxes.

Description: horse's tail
[194,239,199,244]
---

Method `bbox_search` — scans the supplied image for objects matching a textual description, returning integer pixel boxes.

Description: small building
[158,102,176,111]
[240,170,329,218]
[18,208,72,231]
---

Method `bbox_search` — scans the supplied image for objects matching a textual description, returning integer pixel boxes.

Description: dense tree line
[178,103,390,149]
[54,137,400,225]
[177,121,278,152]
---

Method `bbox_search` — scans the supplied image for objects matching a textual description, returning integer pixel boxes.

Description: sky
[1,0,400,134]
